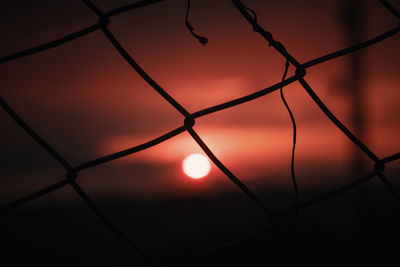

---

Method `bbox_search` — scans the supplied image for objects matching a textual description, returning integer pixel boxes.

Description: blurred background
[0,0,399,266]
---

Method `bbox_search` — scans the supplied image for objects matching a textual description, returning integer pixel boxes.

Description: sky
[0,0,399,265]
[1,0,399,200]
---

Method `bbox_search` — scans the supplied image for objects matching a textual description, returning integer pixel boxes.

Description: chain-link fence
[1,0,399,266]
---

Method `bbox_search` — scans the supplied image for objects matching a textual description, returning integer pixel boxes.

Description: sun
[182,154,211,179]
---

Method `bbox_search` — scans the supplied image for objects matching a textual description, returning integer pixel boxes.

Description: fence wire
[1,0,400,266]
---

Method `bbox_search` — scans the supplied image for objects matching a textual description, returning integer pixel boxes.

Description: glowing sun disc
[183,154,211,179]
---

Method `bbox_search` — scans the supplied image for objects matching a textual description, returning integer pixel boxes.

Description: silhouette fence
[1,0,399,265]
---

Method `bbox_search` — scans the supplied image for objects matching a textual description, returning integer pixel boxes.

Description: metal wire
[1,0,399,265]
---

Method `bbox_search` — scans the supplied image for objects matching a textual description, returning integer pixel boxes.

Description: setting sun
[182,154,211,179]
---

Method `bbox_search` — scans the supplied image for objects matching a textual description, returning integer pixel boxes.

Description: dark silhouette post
[342,0,367,176]
[341,0,368,225]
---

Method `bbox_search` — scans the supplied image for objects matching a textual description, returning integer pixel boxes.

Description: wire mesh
[1,0,399,266]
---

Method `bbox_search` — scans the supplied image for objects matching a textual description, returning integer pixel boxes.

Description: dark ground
[1,182,399,267]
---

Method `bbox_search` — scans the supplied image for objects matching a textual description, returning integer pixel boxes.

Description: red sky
[1,0,399,201]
